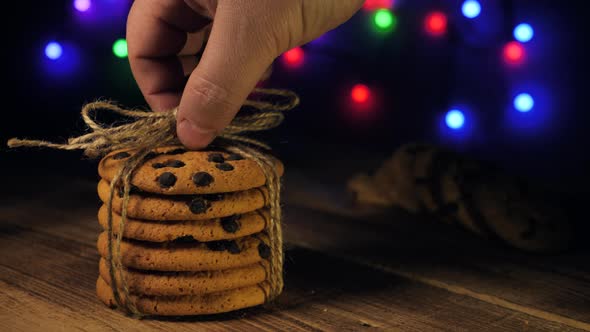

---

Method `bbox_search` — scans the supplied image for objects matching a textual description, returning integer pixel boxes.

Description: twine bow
[7,88,299,317]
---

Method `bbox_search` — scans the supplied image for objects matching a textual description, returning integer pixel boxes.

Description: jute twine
[7,88,299,318]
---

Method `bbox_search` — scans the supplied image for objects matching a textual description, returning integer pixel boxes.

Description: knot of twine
[7,88,300,318]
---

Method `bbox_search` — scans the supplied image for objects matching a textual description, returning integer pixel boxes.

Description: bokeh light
[343,83,378,119]
[363,0,394,11]
[505,85,551,132]
[45,42,63,60]
[503,41,526,65]
[462,0,481,19]
[514,23,534,43]
[373,9,397,31]
[41,41,82,78]
[351,84,371,104]
[446,109,465,129]
[425,11,448,36]
[282,47,304,68]
[112,39,128,58]
[74,0,91,12]
[514,93,534,112]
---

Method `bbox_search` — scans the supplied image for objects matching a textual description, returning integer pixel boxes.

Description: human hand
[127,0,363,149]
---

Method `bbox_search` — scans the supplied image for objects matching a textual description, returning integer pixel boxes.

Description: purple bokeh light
[74,0,91,12]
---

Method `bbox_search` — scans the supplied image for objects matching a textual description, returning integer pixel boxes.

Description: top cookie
[98,146,284,195]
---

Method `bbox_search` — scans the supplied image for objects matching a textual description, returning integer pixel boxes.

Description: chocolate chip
[188,197,210,214]
[203,193,224,201]
[226,153,244,161]
[157,172,177,188]
[220,215,240,233]
[216,163,234,171]
[192,172,214,187]
[165,148,186,155]
[173,235,197,243]
[167,160,186,168]
[144,152,158,160]
[226,241,241,254]
[258,242,271,259]
[208,153,225,163]
[152,160,186,169]
[112,152,130,160]
[206,241,227,251]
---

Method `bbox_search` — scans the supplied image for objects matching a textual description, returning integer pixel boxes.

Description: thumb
[176,4,277,149]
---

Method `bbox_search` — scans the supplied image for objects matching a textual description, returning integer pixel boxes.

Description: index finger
[126,0,211,111]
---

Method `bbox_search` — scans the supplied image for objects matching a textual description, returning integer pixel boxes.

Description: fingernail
[177,118,216,150]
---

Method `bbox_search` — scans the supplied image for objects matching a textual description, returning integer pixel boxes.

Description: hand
[127,0,363,149]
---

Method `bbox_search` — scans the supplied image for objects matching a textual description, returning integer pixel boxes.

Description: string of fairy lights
[43,0,541,135]
[279,0,539,134]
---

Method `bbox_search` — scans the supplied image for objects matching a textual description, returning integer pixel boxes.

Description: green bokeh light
[113,39,128,58]
[373,9,396,31]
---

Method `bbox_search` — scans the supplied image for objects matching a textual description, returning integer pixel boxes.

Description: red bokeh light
[363,0,394,11]
[503,41,526,65]
[283,47,304,67]
[425,11,448,36]
[351,84,371,104]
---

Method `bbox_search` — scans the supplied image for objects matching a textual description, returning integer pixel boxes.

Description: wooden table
[1,171,589,331]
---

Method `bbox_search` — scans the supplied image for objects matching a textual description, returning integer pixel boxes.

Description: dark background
[2,0,588,197]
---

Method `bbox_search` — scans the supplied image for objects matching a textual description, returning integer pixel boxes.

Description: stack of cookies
[348,143,575,253]
[95,146,282,316]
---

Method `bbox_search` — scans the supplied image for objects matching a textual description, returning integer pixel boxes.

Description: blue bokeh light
[445,109,466,129]
[514,23,534,43]
[505,85,551,133]
[514,93,534,112]
[462,0,481,19]
[40,41,82,78]
[45,42,63,60]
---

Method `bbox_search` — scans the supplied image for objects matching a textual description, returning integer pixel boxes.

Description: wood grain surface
[0,173,588,331]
